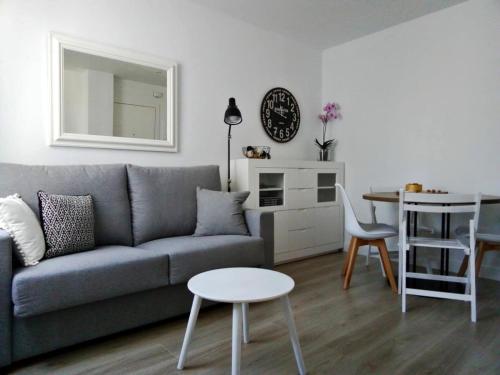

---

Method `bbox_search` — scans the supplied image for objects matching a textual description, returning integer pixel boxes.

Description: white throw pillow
[0,194,45,266]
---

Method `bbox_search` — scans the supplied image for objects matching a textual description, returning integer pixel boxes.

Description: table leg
[281,295,306,375]
[177,295,202,370]
[440,212,445,275]
[232,303,242,375]
[242,302,249,344]
[445,212,451,275]
[413,211,418,272]
[406,211,411,271]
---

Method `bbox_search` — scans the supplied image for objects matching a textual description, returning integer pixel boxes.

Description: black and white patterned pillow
[38,191,95,258]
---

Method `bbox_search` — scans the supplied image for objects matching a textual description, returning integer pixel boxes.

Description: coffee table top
[187,268,295,303]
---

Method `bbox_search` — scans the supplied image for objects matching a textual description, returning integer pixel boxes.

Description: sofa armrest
[0,229,12,367]
[244,210,274,269]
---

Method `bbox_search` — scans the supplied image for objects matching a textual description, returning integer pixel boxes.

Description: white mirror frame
[49,32,178,152]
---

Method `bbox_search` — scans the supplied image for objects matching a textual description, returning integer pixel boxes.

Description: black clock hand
[273,107,287,119]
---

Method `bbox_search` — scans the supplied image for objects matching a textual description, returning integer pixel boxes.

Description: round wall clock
[260,87,300,143]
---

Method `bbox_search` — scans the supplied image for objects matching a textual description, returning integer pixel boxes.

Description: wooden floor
[8,252,500,375]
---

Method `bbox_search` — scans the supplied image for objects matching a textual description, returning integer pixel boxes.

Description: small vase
[318,149,331,161]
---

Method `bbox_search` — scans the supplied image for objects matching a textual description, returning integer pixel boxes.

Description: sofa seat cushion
[137,235,266,285]
[12,246,169,318]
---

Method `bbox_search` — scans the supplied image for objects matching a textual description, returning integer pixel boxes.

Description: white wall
[322,0,500,279]
[0,0,321,172]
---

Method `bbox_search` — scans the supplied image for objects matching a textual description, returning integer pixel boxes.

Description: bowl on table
[242,146,271,159]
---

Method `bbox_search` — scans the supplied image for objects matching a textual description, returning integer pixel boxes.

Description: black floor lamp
[224,98,242,192]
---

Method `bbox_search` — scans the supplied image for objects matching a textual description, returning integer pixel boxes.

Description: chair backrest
[369,186,400,224]
[335,183,365,237]
[399,189,482,234]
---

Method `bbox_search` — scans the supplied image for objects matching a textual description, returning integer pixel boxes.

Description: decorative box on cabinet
[231,159,344,264]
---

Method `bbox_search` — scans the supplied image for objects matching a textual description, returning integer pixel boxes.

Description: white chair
[399,190,481,322]
[366,187,433,295]
[366,186,399,273]
[367,186,435,278]
[336,183,398,292]
[456,225,500,277]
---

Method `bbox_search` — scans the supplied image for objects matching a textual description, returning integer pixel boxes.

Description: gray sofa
[0,163,274,367]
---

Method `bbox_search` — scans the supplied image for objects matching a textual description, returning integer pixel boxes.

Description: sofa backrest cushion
[0,164,132,246]
[127,165,221,245]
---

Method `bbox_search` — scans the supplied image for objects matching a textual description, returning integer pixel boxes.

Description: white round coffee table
[177,267,306,375]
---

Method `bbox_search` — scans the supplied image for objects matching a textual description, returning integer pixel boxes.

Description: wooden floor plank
[7,252,500,375]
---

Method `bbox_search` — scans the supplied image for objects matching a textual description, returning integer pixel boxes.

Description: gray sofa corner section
[245,210,274,268]
[0,229,12,367]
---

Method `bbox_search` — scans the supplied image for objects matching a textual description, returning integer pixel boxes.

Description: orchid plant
[315,102,341,150]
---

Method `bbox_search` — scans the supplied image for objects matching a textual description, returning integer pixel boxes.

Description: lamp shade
[224,97,242,125]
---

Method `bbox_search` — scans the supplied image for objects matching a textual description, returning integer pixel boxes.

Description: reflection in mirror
[63,49,168,141]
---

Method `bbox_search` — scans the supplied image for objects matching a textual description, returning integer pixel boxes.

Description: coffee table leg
[242,302,250,344]
[177,295,202,370]
[281,295,306,375]
[232,303,242,375]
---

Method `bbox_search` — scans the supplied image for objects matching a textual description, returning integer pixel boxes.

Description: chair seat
[455,226,500,244]
[357,223,398,239]
[408,236,469,252]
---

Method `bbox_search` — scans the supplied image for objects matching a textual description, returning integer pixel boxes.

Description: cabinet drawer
[274,211,314,253]
[286,170,314,189]
[287,228,314,251]
[313,206,342,246]
[286,209,314,231]
[287,188,314,209]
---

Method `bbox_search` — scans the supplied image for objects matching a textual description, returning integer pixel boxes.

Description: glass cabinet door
[317,172,336,203]
[258,171,284,208]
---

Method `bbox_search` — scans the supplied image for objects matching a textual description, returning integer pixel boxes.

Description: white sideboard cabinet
[231,159,345,264]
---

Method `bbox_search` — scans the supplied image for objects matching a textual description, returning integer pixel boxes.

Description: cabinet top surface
[233,158,344,168]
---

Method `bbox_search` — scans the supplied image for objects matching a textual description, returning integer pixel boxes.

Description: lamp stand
[227,125,232,192]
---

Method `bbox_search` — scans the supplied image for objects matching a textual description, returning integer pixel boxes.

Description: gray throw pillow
[194,187,250,236]
[38,191,95,258]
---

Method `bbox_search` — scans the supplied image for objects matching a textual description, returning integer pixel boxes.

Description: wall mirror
[49,33,177,152]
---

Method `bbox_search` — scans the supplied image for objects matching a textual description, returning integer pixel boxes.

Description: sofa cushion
[193,187,250,236]
[0,164,132,246]
[127,165,221,245]
[38,192,95,258]
[137,235,265,284]
[0,194,45,266]
[12,246,169,318]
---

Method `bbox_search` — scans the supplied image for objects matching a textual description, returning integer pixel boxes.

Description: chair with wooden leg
[456,228,500,277]
[336,183,398,293]
[368,186,436,281]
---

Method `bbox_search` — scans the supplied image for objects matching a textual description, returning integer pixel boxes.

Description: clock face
[260,87,300,143]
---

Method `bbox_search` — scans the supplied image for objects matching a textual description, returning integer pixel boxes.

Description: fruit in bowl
[242,146,271,159]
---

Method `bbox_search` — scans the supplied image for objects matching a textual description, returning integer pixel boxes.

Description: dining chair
[367,186,435,290]
[366,186,399,272]
[399,190,481,322]
[455,226,500,277]
[336,183,398,293]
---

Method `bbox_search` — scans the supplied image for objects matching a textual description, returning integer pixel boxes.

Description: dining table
[362,192,500,290]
